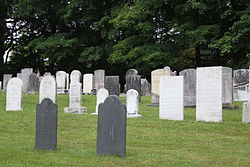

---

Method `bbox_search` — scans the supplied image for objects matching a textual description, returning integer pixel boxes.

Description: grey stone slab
[179,69,196,107]
[97,95,127,157]
[35,98,58,150]
[19,68,33,93]
[3,74,12,91]
[233,69,249,101]
[94,70,105,91]
[105,76,120,96]
[222,67,233,104]
[27,73,40,94]
[141,78,151,96]
[125,75,141,96]
[243,101,250,123]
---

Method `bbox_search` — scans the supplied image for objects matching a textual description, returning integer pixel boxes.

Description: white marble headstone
[159,76,184,120]
[39,76,57,103]
[196,67,223,122]
[70,70,81,83]
[6,78,23,111]
[92,88,109,115]
[242,101,250,123]
[56,71,67,94]
[83,74,93,94]
[126,89,141,118]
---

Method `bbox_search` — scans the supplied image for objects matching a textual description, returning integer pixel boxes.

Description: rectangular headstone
[94,70,105,91]
[56,71,67,94]
[141,78,151,96]
[19,68,33,93]
[126,75,141,96]
[179,69,196,107]
[196,67,222,122]
[222,67,233,104]
[6,78,23,111]
[233,69,249,101]
[242,102,250,123]
[3,74,12,91]
[97,96,127,157]
[160,76,184,120]
[27,73,40,94]
[105,76,120,96]
[35,98,58,150]
[83,74,93,94]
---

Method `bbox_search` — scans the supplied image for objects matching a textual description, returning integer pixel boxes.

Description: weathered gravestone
[70,70,81,83]
[196,66,225,122]
[233,69,249,101]
[94,69,105,91]
[0,81,2,90]
[35,98,58,150]
[141,78,151,96]
[222,67,233,105]
[160,76,184,120]
[92,88,109,115]
[126,89,141,118]
[96,95,127,157]
[179,69,196,107]
[242,101,250,123]
[56,71,67,94]
[64,82,86,114]
[125,69,138,81]
[6,78,23,111]
[18,68,33,93]
[39,76,57,103]
[151,68,172,105]
[27,73,40,94]
[83,74,93,94]
[3,74,12,91]
[105,76,120,96]
[126,75,141,96]
[66,73,70,91]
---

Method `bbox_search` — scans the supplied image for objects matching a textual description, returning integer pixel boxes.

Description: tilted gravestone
[242,101,250,123]
[233,69,249,101]
[92,88,109,115]
[105,76,120,96]
[3,74,12,91]
[64,82,86,114]
[70,70,81,83]
[83,74,93,94]
[56,71,67,94]
[27,73,40,94]
[96,95,127,157]
[126,89,141,118]
[94,69,105,91]
[39,76,57,103]
[196,66,229,122]
[179,69,196,107]
[159,76,184,120]
[141,78,151,96]
[6,78,23,111]
[35,98,58,150]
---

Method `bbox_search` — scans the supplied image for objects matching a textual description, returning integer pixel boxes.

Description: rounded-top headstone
[70,70,81,83]
[6,77,23,111]
[39,75,57,103]
[126,69,138,76]
[126,89,141,118]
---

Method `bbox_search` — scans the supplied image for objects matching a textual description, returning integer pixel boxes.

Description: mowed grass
[0,90,249,167]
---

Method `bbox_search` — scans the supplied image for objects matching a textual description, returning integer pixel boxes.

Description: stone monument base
[127,113,142,118]
[64,106,87,114]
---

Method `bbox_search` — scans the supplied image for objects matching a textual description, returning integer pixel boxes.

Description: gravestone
[126,75,141,96]
[18,68,33,93]
[92,88,109,115]
[70,70,81,83]
[83,74,93,94]
[222,67,233,105]
[56,71,67,94]
[39,76,57,103]
[94,70,105,91]
[242,102,250,123]
[3,74,12,91]
[164,66,177,76]
[105,76,120,96]
[0,81,2,89]
[196,66,223,122]
[141,78,151,96]
[66,73,70,91]
[27,73,40,94]
[64,82,86,114]
[233,69,249,101]
[96,95,127,157]
[6,78,23,111]
[126,89,141,118]
[159,76,184,120]
[35,98,58,150]
[44,72,51,76]
[125,69,138,81]
[179,69,196,107]
[151,68,172,105]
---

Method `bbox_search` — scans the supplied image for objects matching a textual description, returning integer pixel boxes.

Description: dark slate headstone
[125,75,141,96]
[105,76,120,96]
[35,98,58,150]
[97,95,127,157]
[27,73,40,94]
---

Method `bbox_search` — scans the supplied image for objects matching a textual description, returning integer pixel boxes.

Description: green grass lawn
[0,91,249,167]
